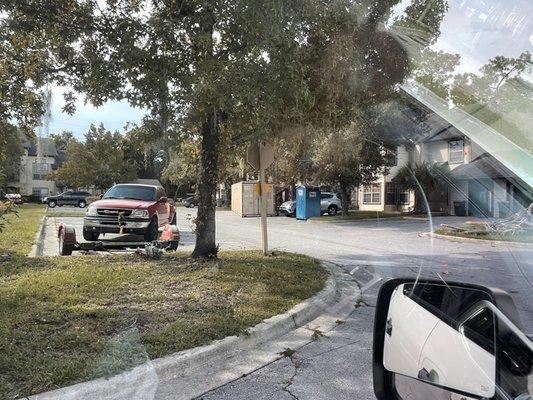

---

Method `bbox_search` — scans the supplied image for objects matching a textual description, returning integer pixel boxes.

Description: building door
[468,180,493,217]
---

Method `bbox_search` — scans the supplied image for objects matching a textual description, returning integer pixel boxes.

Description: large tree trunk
[339,181,350,217]
[192,109,220,258]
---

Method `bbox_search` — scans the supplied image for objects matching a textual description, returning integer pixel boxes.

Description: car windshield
[103,186,156,202]
[0,0,531,399]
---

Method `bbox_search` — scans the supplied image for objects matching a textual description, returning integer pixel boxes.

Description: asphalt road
[41,209,533,399]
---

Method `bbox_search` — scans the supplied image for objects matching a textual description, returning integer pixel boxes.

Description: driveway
[40,210,533,399]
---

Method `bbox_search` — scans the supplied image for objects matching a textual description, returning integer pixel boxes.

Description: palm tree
[393,162,451,213]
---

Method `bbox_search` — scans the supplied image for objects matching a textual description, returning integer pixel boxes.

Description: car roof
[113,184,159,189]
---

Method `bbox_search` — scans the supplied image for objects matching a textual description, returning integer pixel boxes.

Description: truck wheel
[170,213,177,225]
[78,200,87,208]
[48,200,57,208]
[83,228,100,241]
[328,205,338,216]
[144,218,159,242]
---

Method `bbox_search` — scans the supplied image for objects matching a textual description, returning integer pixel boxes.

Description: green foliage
[0,122,24,189]
[393,161,450,212]
[50,124,137,190]
[0,204,44,255]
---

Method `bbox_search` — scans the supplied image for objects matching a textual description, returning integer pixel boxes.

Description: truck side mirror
[99,194,103,199]
[373,279,532,400]
[158,196,168,203]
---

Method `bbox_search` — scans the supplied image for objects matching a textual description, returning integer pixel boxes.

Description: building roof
[27,138,58,157]
[401,81,533,190]
[451,153,516,181]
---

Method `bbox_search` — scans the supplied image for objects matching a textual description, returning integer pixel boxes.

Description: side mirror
[373,279,532,400]
[99,194,103,199]
[158,196,168,203]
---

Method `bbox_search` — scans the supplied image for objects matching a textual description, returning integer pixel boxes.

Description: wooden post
[259,167,268,255]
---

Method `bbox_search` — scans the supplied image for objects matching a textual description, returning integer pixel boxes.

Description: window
[448,140,464,164]
[32,162,49,180]
[363,183,381,204]
[385,183,410,205]
[320,193,333,199]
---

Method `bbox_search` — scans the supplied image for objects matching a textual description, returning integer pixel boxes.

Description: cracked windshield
[1,0,532,399]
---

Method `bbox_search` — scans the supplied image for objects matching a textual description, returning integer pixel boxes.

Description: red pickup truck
[83,184,176,241]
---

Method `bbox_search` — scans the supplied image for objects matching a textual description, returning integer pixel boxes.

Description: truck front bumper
[83,217,151,234]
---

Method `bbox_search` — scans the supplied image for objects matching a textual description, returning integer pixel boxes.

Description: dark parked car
[182,196,198,208]
[47,191,91,208]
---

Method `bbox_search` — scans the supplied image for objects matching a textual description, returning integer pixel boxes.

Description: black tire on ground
[48,200,57,208]
[83,228,100,241]
[78,200,87,208]
[328,205,338,216]
[144,217,159,242]
[170,212,177,225]
[167,240,179,251]
[58,234,74,256]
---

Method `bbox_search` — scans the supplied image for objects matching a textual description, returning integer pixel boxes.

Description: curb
[28,216,47,258]
[27,262,354,400]
[307,216,405,224]
[424,231,532,246]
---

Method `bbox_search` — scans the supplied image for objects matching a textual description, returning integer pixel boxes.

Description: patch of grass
[0,251,326,399]
[0,203,46,257]
[434,228,533,243]
[312,210,403,221]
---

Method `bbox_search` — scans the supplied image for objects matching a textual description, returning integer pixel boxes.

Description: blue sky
[46,0,532,140]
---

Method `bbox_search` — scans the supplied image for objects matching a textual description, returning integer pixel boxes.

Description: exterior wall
[10,153,57,197]
[448,181,469,216]
[493,179,510,218]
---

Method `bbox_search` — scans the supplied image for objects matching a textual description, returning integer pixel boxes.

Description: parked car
[2,193,23,204]
[279,200,296,217]
[83,184,176,241]
[182,196,198,208]
[46,191,91,208]
[320,192,342,215]
[279,193,342,217]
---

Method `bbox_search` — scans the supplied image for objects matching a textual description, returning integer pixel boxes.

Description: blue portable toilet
[296,186,321,220]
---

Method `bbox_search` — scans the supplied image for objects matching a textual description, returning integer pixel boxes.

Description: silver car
[278,192,342,217]
[320,192,342,215]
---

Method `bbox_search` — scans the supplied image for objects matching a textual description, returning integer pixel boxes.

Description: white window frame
[363,183,382,205]
[449,140,464,164]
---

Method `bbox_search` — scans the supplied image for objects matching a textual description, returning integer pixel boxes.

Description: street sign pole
[247,142,274,256]
[258,166,268,255]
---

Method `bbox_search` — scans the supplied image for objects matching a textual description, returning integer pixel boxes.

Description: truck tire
[144,218,159,242]
[170,212,177,225]
[83,228,100,241]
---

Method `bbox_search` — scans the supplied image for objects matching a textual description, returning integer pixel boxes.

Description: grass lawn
[0,203,46,257]
[312,210,403,221]
[0,251,326,399]
[434,228,533,243]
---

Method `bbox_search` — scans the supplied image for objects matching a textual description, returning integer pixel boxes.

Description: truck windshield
[102,186,156,202]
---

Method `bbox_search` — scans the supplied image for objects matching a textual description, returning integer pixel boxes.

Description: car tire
[328,205,338,216]
[170,212,177,225]
[83,228,100,241]
[144,217,159,242]
[48,200,57,208]
[78,200,87,208]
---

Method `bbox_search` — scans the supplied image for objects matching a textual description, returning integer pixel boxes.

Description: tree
[51,124,137,190]
[49,131,76,152]
[393,161,450,213]
[161,138,201,196]
[0,122,23,190]
[1,0,430,258]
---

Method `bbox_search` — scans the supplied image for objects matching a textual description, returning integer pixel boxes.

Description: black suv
[47,191,91,208]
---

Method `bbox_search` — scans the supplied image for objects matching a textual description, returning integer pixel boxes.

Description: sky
[45,0,532,139]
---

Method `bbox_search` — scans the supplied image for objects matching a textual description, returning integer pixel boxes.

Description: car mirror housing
[99,194,103,199]
[158,196,168,203]
[373,279,532,400]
